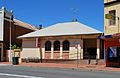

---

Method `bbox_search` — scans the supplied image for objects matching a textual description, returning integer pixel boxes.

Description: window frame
[54,41,60,51]
[45,41,51,51]
[62,40,70,51]
[109,10,116,26]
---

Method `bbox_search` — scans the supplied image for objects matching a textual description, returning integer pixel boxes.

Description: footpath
[0,62,120,72]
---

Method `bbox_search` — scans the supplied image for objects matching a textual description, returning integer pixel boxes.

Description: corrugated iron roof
[14,19,38,31]
[18,22,102,38]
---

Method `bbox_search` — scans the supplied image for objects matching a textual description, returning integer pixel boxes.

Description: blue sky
[0,0,104,31]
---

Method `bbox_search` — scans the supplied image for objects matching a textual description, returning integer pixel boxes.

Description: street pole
[40,47,42,63]
[75,44,79,68]
[38,38,42,63]
[77,47,78,68]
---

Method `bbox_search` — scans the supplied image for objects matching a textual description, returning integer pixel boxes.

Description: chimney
[39,25,42,29]
[72,18,78,22]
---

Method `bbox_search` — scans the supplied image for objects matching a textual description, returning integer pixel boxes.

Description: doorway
[83,39,97,59]
[87,48,97,59]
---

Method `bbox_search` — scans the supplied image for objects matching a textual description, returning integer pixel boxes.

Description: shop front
[101,33,120,67]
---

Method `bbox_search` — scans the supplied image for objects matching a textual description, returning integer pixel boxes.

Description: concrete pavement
[0,62,120,72]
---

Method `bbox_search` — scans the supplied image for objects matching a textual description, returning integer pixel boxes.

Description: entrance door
[87,48,97,59]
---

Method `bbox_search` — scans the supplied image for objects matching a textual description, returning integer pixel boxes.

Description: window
[45,41,51,51]
[63,40,69,51]
[54,41,60,51]
[109,10,116,25]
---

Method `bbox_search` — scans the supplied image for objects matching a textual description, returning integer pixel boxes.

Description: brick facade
[3,20,36,61]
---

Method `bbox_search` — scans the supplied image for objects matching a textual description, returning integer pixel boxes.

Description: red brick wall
[53,52,60,59]
[45,52,51,59]
[62,52,69,59]
[3,20,35,61]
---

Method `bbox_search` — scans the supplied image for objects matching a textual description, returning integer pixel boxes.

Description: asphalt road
[0,65,119,78]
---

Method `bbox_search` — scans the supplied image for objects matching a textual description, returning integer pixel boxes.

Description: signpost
[71,42,80,68]
[75,44,79,68]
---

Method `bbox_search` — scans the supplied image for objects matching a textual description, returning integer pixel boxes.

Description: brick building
[0,7,37,61]
[19,22,104,64]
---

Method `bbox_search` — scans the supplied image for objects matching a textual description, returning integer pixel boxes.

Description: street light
[75,43,79,68]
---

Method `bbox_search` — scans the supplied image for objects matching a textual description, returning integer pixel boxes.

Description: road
[0,65,119,78]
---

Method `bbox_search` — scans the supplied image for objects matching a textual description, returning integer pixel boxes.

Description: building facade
[104,0,120,67]
[104,0,120,35]
[0,7,37,61]
[19,22,104,64]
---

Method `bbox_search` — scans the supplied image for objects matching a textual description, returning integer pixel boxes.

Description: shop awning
[98,33,120,39]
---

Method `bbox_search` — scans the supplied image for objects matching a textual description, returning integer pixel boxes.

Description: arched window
[63,40,69,51]
[45,41,51,51]
[54,41,60,51]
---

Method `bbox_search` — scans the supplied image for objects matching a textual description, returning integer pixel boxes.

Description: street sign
[75,44,78,48]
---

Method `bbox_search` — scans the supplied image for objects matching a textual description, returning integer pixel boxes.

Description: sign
[108,47,117,57]
[71,42,80,48]
[105,14,113,19]
[75,44,78,48]
[71,42,80,45]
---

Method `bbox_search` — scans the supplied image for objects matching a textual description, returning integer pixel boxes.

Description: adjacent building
[19,22,103,64]
[0,7,37,61]
[104,0,120,35]
[104,0,120,67]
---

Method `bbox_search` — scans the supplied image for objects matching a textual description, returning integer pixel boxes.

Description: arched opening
[54,41,60,51]
[63,40,70,51]
[45,41,51,51]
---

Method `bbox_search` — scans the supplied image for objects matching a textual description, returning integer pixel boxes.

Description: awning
[98,35,112,39]
[98,33,120,39]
